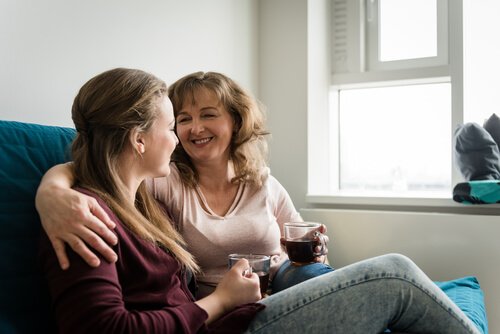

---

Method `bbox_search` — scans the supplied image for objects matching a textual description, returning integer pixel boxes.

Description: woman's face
[141,96,178,177]
[175,87,235,166]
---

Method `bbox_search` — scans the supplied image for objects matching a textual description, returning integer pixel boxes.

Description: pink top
[150,164,302,297]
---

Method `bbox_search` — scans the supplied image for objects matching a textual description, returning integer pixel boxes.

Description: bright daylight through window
[336,83,451,197]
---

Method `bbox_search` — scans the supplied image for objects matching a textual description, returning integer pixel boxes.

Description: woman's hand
[195,259,261,324]
[314,224,329,264]
[280,223,330,264]
[35,163,118,270]
[215,259,262,307]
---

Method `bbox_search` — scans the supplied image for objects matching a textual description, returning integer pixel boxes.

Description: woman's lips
[192,137,213,145]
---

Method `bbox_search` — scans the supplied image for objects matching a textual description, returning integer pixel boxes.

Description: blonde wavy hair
[168,71,270,188]
[71,68,199,273]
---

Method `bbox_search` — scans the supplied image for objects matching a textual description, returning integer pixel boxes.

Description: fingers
[66,234,102,267]
[84,201,118,246]
[314,255,328,263]
[231,258,250,274]
[38,187,118,268]
[70,224,118,264]
[88,198,116,231]
[70,197,118,262]
[51,238,70,270]
[319,224,328,233]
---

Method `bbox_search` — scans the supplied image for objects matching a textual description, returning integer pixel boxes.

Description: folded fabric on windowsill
[453,180,500,204]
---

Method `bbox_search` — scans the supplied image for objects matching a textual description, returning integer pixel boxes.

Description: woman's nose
[191,119,204,134]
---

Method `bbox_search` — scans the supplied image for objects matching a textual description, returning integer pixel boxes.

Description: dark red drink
[285,240,316,265]
[256,271,270,295]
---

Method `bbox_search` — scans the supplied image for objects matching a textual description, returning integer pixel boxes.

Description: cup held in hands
[284,222,327,266]
[228,254,270,296]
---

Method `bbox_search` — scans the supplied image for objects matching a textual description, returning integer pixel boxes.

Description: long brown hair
[168,71,270,188]
[71,68,199,273]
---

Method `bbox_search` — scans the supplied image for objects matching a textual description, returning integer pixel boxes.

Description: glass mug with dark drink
[284,222,327,266]
[228,254,270,297]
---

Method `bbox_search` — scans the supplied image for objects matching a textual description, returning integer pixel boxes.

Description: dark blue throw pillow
[0,120,75,334]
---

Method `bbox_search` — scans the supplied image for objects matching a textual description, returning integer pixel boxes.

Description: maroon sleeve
[38,199,209,333]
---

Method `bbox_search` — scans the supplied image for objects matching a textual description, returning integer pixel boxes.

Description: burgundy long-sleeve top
[38,189,263,333]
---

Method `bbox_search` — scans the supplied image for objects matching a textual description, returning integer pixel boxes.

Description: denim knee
[379,253,419,274]
[271,260,334,294]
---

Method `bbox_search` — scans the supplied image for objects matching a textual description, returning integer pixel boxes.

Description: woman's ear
[130,128,146,154]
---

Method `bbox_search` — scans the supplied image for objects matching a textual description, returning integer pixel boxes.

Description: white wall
[258,0,309,210]
[0,0,258,127]
[302,209,499,333]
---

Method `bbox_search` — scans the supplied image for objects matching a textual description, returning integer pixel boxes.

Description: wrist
[195,291,231,325]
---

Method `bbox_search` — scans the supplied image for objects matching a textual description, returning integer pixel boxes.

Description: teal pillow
[0,120,75,333]
[453,180,500,204]
[435,276,488,334]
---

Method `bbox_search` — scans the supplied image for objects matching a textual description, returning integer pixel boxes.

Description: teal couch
[0,121,75,333]
[0,120,488,333]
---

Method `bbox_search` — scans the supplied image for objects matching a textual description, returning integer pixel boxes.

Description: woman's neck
[195,160,240,216]
[196,159,234,191]
[116,155,142,205]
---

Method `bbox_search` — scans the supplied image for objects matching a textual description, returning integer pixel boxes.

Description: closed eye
[176,116,191,124]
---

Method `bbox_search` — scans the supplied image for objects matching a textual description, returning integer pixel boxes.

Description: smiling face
[175,87,235,166]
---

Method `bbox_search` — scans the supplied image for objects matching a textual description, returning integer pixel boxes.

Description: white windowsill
[306,192,500,213]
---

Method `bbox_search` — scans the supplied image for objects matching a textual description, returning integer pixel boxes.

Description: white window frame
[307,0,467,209]
[366,0,449,72]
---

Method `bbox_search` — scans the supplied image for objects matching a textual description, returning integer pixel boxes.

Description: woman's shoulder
[73,187,119,223]
[260,168,284,188]
[74,187,103,203]
[249,168,288,197]
[74,187,112,212]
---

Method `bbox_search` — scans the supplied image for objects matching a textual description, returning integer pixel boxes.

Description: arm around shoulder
[36,162,118,269]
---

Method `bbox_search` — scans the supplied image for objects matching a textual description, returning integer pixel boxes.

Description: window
[367,0,448,70]
[308,0,462,204]
[337,83,451,197]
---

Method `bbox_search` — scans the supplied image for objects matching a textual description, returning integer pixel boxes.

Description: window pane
[337,83,451,196]
[380,0,437,61]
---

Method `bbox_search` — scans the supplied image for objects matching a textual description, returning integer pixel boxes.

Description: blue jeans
[246,254,480,334]
[271,260,334,294]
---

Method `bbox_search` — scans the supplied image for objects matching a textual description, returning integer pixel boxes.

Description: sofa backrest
[0,120,75,333]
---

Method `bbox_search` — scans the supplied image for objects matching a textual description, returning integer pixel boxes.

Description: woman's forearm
[36,162,75,197]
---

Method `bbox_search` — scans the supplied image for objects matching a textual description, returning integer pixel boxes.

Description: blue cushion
[435,276,488,334]
[0,121,75,333]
